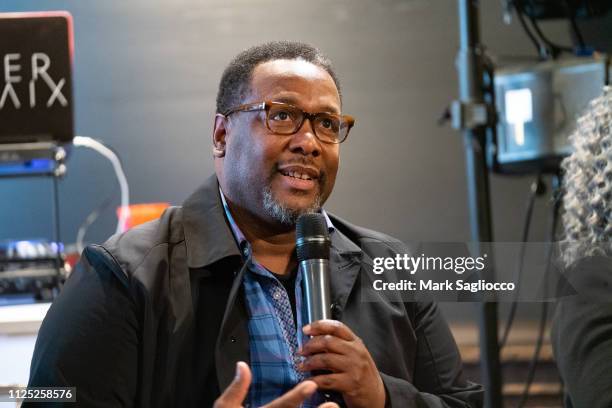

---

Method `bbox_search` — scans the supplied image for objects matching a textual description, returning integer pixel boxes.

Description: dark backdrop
[0,0,574,321]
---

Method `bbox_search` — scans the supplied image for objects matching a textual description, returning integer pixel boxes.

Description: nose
[288,117,321,157]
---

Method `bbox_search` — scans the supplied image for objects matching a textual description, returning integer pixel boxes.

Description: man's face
[216,59,341,226]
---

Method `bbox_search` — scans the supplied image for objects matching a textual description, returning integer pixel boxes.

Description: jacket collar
[330,225,362,256]
[182,175,365,269]
[182,175,242,268]
[182,174,365,318]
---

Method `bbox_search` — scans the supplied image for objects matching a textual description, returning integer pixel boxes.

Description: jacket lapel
[214,259,250,392]
[181,175,250,395]
[182,174,242,269]
[328,228,363,319]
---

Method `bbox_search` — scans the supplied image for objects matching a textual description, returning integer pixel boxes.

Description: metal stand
[455,1,503,407]
[0,142,67,276]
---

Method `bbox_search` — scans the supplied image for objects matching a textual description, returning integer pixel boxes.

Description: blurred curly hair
[561,86,612,266]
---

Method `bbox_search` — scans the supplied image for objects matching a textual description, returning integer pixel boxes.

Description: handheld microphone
[297,213,332,324]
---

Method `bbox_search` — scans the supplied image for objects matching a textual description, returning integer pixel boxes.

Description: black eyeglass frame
[222,101,355,144]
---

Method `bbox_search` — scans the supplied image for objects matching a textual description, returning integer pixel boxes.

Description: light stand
[455,1,503,407]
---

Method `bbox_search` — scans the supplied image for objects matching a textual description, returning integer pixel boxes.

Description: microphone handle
[300,259,331,324]
[300,259,335,396]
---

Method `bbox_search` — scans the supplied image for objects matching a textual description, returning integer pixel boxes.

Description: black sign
[0,12,73,144]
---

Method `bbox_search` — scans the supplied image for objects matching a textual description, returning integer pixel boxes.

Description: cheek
[323,148,340,186]
[226,131,277,178]
[226,121,257,162]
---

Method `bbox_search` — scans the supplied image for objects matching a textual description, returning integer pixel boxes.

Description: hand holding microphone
[296,215,386,408]
[297,320,386,408]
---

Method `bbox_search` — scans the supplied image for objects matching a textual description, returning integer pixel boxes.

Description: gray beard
[262,187,322,226]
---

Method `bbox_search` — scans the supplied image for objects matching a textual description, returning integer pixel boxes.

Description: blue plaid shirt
[219,189,334,407]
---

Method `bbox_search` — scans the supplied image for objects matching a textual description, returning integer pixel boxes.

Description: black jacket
[551,256,612,408]
[27,175,483,407]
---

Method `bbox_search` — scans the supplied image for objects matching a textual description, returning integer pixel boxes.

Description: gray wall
[1,0,573,320]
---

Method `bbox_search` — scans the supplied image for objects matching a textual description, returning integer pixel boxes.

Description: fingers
[298,352,350,373]
[264,380,318,408]
[299,334,348,356]
[307,373,350,392]
[214,361,252,407]
[303,320,355,341]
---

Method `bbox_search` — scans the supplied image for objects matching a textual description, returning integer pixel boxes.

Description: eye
[270,110,293,121]
[317,115,339,132]
[321,118,333,129]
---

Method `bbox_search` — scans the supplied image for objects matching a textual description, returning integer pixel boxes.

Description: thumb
[215,362,252,407]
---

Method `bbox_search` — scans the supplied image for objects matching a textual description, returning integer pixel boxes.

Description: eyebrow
[272,96,341,114]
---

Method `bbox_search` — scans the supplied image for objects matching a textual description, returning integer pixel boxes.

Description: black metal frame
[0,142,67,277]
[455,1,503,407]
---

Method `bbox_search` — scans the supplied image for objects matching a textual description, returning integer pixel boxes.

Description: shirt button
[273,290,282,300]
[242,246,250,258]
[230,336,237,343]
[331,302,341,317]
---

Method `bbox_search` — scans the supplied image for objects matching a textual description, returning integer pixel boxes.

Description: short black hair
[216,41,341,114]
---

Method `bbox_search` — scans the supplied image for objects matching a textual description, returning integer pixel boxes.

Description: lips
[278,165,320,181]
[277,164,320,190]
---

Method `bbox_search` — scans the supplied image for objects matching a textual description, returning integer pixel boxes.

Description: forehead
[249,59,340,112]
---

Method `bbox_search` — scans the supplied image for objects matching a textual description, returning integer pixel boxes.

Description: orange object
[116,202,170,230]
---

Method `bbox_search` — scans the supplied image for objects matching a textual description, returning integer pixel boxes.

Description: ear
[212,114,228,158]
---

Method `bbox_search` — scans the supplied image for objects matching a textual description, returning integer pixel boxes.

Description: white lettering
[30,53,67,107]
[420,280,454,290]
[372,279,416,291]
[1,52,69,110]
[383,257,395,271]
[0,83,21,109]
[46,78,67,107]
[29,80,36,108]
[373,258,384,274]
[31,53,50,81]
[409,256,421,274]
[4,53,22,82]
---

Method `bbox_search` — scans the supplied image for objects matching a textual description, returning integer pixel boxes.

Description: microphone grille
[296,213,331,262]
[296,213,327,237]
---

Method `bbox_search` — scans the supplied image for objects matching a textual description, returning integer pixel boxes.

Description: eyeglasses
[223,101,355,144]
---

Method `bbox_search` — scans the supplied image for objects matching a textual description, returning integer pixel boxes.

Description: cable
[513,1,545,58]
[517,173,561,408]
[72,136,130,253]
[74,183,120,255]
[499,174,544,349]
[528,15,574,54]
[526,0,574,56]
[512,1,574,59]
[564,0,586,49]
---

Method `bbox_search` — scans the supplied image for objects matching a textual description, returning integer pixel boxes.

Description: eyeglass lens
[266,104,346,143]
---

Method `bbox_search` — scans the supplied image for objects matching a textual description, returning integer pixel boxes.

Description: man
[27,41,483,407]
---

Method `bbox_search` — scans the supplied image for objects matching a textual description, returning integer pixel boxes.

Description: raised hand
[213,361,340,408]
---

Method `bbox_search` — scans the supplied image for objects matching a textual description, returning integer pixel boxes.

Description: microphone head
[296,213,331,262]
